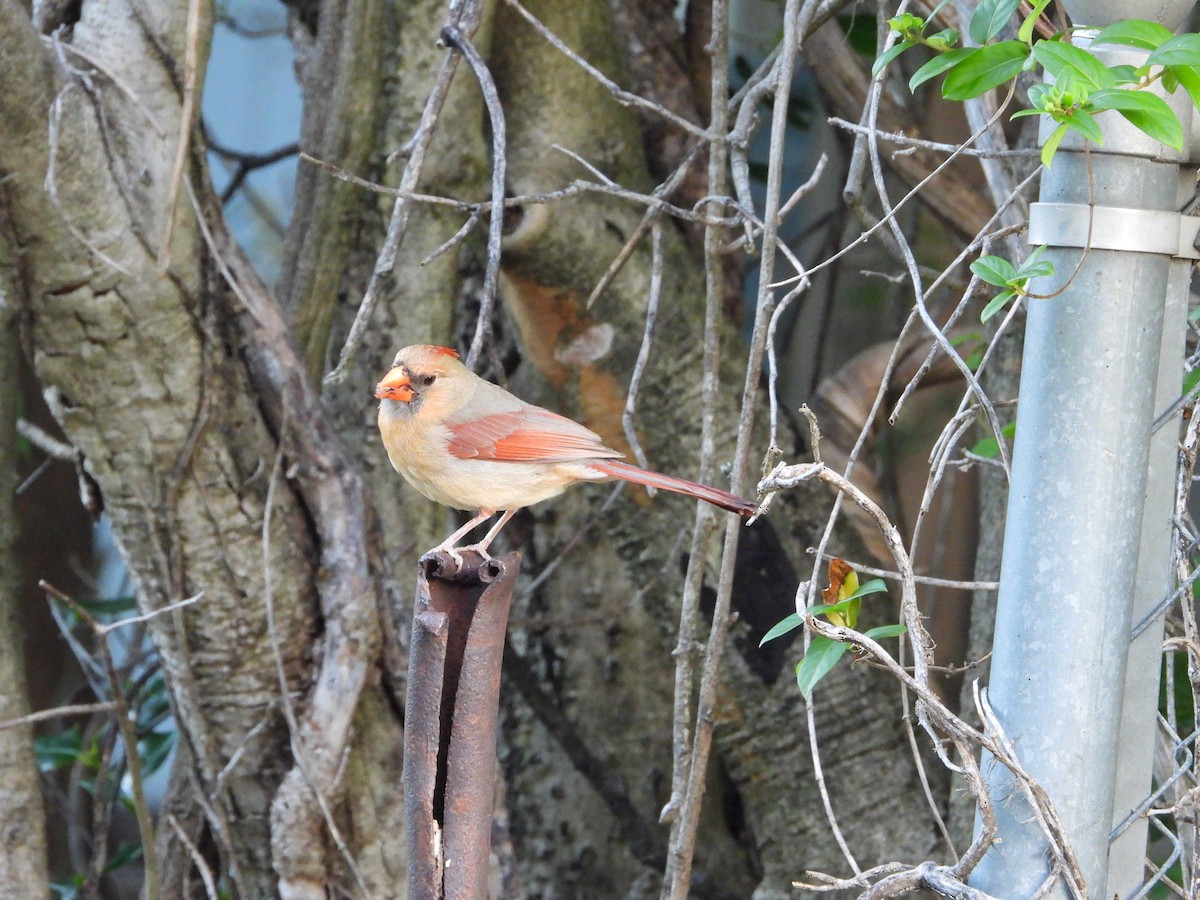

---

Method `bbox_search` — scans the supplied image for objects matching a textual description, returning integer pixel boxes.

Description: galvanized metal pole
[970,1,1197,896]
[1107,256,1189,898]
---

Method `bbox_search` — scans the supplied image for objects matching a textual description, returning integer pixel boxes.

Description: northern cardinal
[375,344,756,557]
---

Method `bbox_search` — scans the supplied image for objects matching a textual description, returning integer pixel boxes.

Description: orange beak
[374,367,414,402]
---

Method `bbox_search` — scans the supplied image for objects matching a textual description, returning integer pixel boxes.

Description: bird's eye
[420,374,437,387]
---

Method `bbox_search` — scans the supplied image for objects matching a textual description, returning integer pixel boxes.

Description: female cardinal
[375,344,757,557]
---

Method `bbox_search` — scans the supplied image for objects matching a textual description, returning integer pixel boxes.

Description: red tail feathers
[590,460,757,517]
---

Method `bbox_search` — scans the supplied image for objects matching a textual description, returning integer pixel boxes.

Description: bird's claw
[419,545,462,572]
[420,542,491,574]
[466,542,494,563]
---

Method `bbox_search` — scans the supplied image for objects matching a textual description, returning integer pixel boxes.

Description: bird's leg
[472,509,517,556]
[423,508,497,567]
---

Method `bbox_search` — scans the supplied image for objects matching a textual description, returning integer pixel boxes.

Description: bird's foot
[420,545,465,570]
[464,541,494,562]
[420,542,492,574]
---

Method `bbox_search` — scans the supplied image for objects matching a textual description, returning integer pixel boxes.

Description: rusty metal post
[403,549,520,900]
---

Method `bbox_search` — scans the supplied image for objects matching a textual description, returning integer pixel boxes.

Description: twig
[661,0,730,840]
[323,2,481,384]
[187,171,382,896]
[0,702,119,731]
[44,83,131,275]
[261,416,370,897]
[38,580,160,900]
[95,593,202,637]
[501,0,714,143]
[157,0,204,271]
[586,141,706,308]
[302,148,740,227]
[440,24,506,371]
[805,657,862,874]
[166,814,220,900]
[792,82,1030,692]
[859,861,1002,899]
[207,137,300,203]
[829,117,1042,158]
[16,418,77,460]
[664,1,815,894]
[865,75,1019,477]
[808,550,999,591]
[886,169,1041,424]
[764,155,827,451]
[976,689,1088,897]
[44,37,167,137]
[621,224,663,473]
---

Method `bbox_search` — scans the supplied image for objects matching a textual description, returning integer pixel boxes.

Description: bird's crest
[428,345,459,359]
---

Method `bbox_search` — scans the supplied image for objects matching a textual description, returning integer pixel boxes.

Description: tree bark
[0,2,390,894]
[0,228,51,900]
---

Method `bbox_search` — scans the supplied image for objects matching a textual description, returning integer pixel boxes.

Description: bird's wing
[446,407,624,462]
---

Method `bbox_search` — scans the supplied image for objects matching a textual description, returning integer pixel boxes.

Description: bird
[374,344,757,559]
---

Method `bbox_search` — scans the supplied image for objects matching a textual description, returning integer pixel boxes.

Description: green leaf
[1064,106,1104,144]
[807,597,861,620]
[105,841,144,873]
[927,0,956,20]
[943,41,1031,100]
[795,636,850,699]
[966,345,985,371]
[872,39,916,77]
[1014,244,1053,279]
[807,576,889,628]
[1148,34,1200,68]
[759,613,803,647]
[77,595,139,619]
[1183,365,1200,399]
[969,0,1021,44]
[51,877,84,900]
[863,624,909,640]
[1017,0,1053,45]
[136,676,173,731]
[1033,40,1115,92]
[1092,19,1173,51]
[1106,64,1140,85]
[1010,107,1044,121]
[951,330,983,347]
[1025,81,1053,108]
[1016,259,1054,279]
[981,289,1017,322]
[1168,64,1200,111]
[909,47,976,92]
[970,254,1018,286]
[842,577,889,603]
[35,727,85,772]
[887,12,926,37]
[970,421,1017,457]
[1090,88,1183,149]
[926,27,960,53]
[138,730,176,777]
[1041,121,1070,167]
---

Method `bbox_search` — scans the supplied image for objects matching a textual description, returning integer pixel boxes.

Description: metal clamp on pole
[1028,201,1200,259]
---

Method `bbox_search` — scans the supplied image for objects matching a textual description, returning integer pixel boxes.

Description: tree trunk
[0,228,50,900]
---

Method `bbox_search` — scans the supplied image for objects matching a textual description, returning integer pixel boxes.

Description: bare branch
[323,2,482,384]
[440,24,506,371]
[501,0,715,143]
